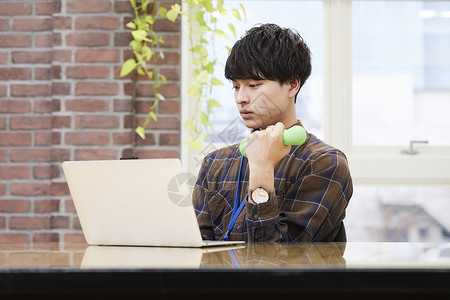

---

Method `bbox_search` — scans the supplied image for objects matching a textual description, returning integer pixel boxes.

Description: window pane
[205,1,324,144]
[346,185,450,242]
[352,1,450,146]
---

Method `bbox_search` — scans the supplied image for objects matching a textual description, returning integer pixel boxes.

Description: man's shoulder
[294,133,348,162]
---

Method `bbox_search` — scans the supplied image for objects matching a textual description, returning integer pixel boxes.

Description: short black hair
[225,23,312,97]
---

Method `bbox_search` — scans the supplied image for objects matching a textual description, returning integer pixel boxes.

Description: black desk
[0,242,449,298]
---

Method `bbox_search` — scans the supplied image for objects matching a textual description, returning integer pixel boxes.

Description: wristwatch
[251,187,270,204]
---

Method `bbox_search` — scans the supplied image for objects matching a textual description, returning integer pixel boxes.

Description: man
[192,23,353,242]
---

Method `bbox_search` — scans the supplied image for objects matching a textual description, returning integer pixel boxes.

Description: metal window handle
[401,140,429,155]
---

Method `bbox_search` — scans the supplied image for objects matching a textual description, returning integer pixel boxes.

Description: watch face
[252,187,269,204]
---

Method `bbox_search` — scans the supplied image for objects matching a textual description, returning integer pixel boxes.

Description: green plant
[184,0,245,149]
[120,0,245,151]
[120,0,182,144]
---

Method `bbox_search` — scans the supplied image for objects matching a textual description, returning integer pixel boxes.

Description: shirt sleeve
[245,151,352,242]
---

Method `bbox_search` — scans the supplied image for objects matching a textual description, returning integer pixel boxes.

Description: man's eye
[249,84,260,88]
[232,86,240,90]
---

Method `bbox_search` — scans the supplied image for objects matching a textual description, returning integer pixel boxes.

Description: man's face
[232,79,292,129]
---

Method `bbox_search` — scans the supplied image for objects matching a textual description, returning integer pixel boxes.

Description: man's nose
[236,87,250,104]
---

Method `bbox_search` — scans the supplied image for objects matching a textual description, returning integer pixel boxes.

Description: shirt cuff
[245,192,279,226]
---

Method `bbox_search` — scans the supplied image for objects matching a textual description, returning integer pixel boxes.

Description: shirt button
[254,214,259,219]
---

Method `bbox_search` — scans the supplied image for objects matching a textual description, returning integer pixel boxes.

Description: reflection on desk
[0,242,449,297]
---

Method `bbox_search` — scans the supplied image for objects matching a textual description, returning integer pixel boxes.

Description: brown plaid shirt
[193,125,353,242]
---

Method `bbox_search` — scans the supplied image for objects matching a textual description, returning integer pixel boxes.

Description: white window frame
[181,0,450,183]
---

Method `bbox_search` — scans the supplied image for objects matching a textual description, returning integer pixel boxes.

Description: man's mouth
[240,109,253,119]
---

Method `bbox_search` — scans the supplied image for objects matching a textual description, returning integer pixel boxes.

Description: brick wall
[0,0,181,243]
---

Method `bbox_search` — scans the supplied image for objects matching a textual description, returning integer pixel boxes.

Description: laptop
[62,159,244,248]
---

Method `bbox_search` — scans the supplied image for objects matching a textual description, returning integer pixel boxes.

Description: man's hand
[246,122,291,192]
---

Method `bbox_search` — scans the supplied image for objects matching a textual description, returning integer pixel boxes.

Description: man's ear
[288,76,301,98]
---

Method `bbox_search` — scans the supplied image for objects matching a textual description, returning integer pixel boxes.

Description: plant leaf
[131,30,148,42]
[188,139,202,150]
[232,8,241,21]
[211,77,224,85]
[228,23,236,38]
[155,93,165,101]
[126,21,136,29]
[213,29,227,38]
[167,3,181,22]
[135,126,146,140]
[200,111,213,127]
[207,99,221,108]
[196,70,209,83]
[120,58,137,77]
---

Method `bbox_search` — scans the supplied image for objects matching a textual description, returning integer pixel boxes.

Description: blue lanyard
[224,155,247,241]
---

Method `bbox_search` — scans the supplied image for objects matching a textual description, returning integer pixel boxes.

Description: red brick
[0,85,6,97]
[0,19,10,31]
[0,100,30,113]
[35,34,52,47]
[51,116,71,128]
[50,182,70,196]
[114,0,133,13]
[66,0,111,13]
[0,35,31,48]
[51,216,70,229]
[35,200,60,213]
[125,83,179,98]
[34,100,53,113]
[49,148,70,162]
[64,199,76,213]
[66,33,109,47]
[5,67,32,80]
[75,82,118,96]
[125,116,179,130]
[11,84,51,97]
[10,217,50,229]
[0,133,31,146]
[66,99,109,112]
[0,217,4,229]
[74,149,119,161]
[75,49,119,62]
[35,132,61,146]
[0,151,6,162]
[135,149,179,159]
[154,18,180,32]
[36,2,53,15]
[53,16,71,30]
[52,50,71,62]
[12,51,52,64]
[64,233,86,243]
[0,200,31,212]
[159,133,180,146]
[13,18,52,31]
[35,67,52,80]
[52,65,62,79]
[10,182,51,196]
[75,115,119,129]
[160,34,180,48]
[37,164,60,179]
[0,117,5,129]
[113,132,133,145]
[52,82,71,95]
[10,149,51,162]
[0,166,30,179]
[10,116,52,130]
[33,233,59,243]
[135,133,156,146]
[33,164,58,179]
[113,32,131,46]
[0,52,7,64]
[66,66,109,79]
[158,100,180,114]
[0,3,32,16]
[0,183,5,195]
[113,99,132,112]
[75,16,120,29]
[65,132,110,145]
[0,234,29,243]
